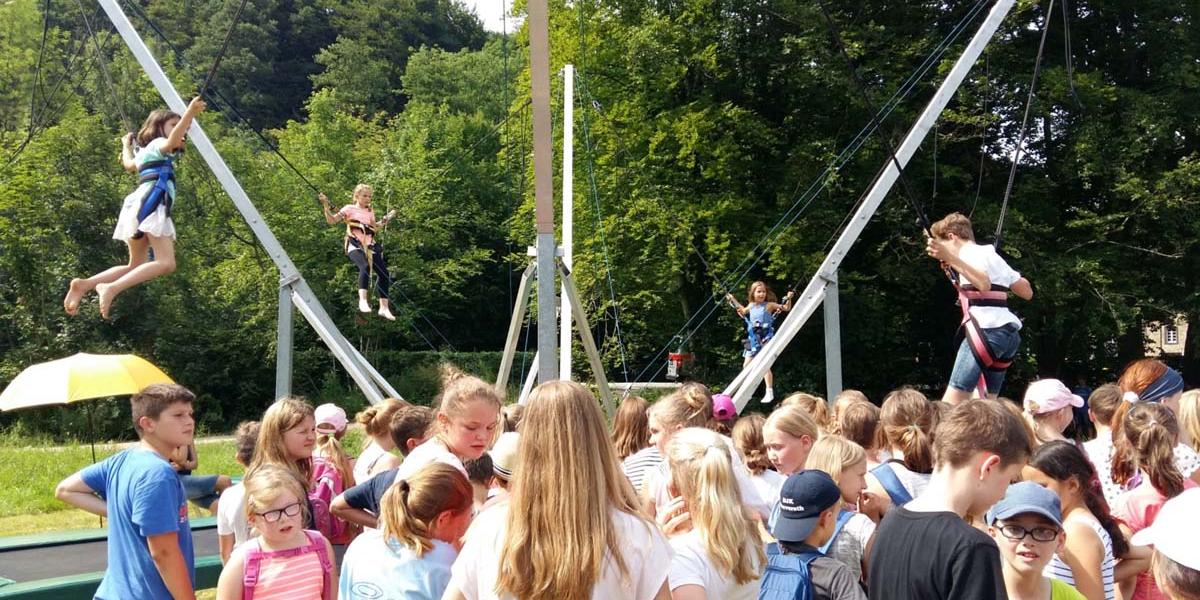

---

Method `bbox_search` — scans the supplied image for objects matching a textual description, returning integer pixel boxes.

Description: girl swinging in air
[64,97,207,318]
[320,185,397,321]
[726,281,794,404]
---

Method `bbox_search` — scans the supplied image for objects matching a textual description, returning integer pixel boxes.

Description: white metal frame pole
[529,0,558,384]
[823,272,842,402]
[560,65,574,380]
[98,0,387,404]
[724,0,1018,411]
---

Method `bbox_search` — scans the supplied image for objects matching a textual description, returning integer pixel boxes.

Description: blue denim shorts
[948,325,1021,395]
[179,474,221,508]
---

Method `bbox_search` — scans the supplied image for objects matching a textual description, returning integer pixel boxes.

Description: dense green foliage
[1,0,1198,438]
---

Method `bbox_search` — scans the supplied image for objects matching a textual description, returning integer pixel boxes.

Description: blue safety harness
[743,303,777,356]
[131,158,176,239]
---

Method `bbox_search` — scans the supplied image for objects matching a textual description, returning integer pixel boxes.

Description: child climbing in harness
[320,185,396,321]
[726,281,794,404]
[925,212,1032,404]
[63,97,206,318]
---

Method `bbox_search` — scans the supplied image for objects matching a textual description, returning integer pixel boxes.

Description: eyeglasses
[997,523,1060,542]
[255,501,303,523]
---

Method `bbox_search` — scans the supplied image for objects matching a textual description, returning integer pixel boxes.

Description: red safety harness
[950,271,1012,397]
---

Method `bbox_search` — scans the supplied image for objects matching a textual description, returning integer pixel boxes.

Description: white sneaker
[762,389,775,404]
[378,306,396,321]
[358,298,372,313]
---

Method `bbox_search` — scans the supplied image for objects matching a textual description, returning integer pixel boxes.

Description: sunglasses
[254,501,303,523]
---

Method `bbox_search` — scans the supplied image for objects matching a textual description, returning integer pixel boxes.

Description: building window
[1165,325,1180,346]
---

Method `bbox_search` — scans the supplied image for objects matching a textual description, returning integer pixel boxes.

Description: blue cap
[771,470,843,542]
[985,481,1063,527]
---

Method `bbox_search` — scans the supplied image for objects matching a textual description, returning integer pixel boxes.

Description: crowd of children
[52,354,1200,600]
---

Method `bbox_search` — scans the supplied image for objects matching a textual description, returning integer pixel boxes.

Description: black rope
[1060,0,1083,109]
[391,286,456,351]
[994,0,1055,250]
[199,0,252,100]
[75,0,133,133]
[969,51,991,218]
[817,2,932,233]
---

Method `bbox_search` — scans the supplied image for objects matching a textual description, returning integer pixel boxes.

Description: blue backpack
[759,543,822,600]
[871,462,913,506]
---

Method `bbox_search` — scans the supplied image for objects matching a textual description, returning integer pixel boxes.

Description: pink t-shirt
[1113,479,1198,600]
[246,532,327,600]
[337,204,377,247]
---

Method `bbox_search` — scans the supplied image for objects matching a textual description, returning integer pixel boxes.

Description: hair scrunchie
[1123,391,1141,404]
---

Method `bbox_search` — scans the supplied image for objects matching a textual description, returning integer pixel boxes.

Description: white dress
[112,137,178,241]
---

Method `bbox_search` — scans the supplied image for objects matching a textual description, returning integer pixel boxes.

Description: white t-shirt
[957,242,1022,329]
[751,469,785,508]
[645,436,772,520]
[827,512,875,584]
[339,529,457,600]
[668,530,761,600]
[396,437,467,481]
[216,482,252,545]
[354,441,390,484]
[449,503,672,600]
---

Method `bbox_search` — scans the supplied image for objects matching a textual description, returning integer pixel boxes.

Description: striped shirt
[1043,516,1115,600]
[247,537,326,600]
[622,446,663,492]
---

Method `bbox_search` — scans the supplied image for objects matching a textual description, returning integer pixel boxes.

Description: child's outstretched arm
[725,293,747,316]
[120,133,137,172]
[163,96,206,154]
[55,472,107,517]
[147,531,196,600]
[1011,277,1033,301]
[319,193,342,225]
[770,290,795,314]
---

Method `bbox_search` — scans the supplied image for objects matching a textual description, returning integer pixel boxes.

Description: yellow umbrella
[0,353,175,412]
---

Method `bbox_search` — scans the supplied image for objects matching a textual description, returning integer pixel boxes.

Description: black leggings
[347,239,391,299]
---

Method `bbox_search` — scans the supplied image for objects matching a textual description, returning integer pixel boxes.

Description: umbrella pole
[86,405,102,528]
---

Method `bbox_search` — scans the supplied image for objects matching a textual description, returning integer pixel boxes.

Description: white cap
[1130,487,1200,570]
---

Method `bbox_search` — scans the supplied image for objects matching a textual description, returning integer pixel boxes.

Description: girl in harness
[320,184,396,321]
[726,281,794,404]
[63,97,207,318]
[925,212,1033,403]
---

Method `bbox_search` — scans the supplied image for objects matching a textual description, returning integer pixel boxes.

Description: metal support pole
[529,0,557,383]
[518,352,540,404]
[560,64,575,380]
[496,264,537,395]
[275,282,293,399]
[558,262,613,415]
[724,0,1019,411]
[823,271,842,402]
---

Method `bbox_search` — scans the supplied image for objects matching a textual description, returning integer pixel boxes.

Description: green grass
[0,438,244,532]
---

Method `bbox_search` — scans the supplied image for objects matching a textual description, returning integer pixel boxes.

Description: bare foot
[96,283,117,319]
[64,278,88,315]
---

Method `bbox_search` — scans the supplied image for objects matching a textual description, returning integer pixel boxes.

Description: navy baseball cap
[771,470,843,543]
[986,481,1063,527]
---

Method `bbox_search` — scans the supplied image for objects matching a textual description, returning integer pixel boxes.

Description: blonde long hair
[807,436,867,482]
[1178,390,1200,454]
[314,433,354,488]
[667,428,764,584]
[251,396,315,486]
[379,462,473,556]
[496,381,645,600]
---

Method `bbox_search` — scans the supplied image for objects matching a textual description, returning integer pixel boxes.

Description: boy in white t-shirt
[926,212,1033,403]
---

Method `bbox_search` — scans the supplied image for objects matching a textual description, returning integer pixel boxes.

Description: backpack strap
[762,543,823,600]
[241,538,264,600]
[871,463,913,506]
[818,509,855,555]
[304,530,335,600]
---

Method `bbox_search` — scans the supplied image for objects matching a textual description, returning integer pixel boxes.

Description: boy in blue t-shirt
[55,384,197,600]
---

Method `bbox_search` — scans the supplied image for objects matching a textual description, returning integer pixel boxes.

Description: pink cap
[314,403,348,433]
[712,394,737,421]
[1023,379,1084,414]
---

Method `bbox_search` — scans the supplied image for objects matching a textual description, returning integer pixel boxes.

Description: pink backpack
[242,530,332,600]
[309,456,352,544]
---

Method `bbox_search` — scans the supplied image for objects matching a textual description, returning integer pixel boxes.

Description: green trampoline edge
[0,555,222,599]
[0,516,217,552]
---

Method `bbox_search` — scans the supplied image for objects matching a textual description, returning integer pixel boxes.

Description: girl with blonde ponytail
[865,388,934,512]
[663,427,764,599]
[338,462,473,599]
[1112,402,1197,600]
